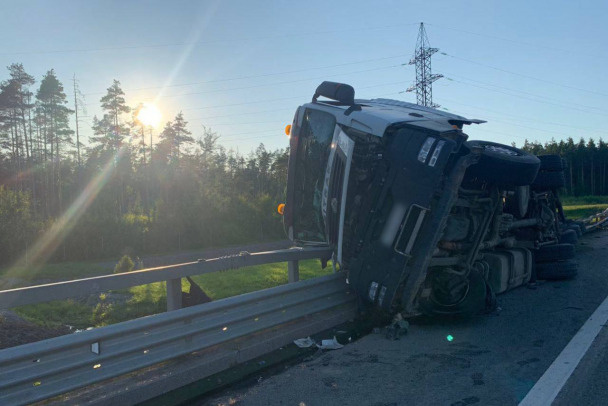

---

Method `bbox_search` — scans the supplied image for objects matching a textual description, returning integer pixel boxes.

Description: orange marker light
[285,125,291,136]
[277,203,285,215]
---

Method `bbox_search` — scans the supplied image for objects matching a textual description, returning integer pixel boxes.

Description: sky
[1,0,607,154]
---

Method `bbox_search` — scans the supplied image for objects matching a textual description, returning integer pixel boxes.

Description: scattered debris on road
[293,337,316,348]
[316,336,344,350]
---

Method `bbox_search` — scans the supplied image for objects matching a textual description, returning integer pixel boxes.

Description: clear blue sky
[2,0,607,153]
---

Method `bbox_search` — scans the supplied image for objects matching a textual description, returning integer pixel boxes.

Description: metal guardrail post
[288,260,299,283]
[166,278,182,311]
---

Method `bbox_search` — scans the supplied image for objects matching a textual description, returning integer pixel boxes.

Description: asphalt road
[203,230,608,406]
[553,319,608,405]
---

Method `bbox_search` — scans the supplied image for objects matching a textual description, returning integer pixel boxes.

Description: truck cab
[284,82,543,316]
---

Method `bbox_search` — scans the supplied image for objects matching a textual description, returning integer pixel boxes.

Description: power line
[444,77,607,117]
[83,54,409,96]
[1,23,419,56]
[437,97,606,140]
[438,97,605,135]
[81,64,405,109]
[441,52,608,98]
[444,73,607,113]
[464,128,530,142]
[182,83,407,123]
[427,23,602,59]
[174,80,409,118]
[196,120,284,127]
[116,65,404,102]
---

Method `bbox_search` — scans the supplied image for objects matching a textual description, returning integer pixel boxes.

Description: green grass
[561,195,608,205]
[15,299,94,329]
[12,259,332,328]
[554,196,608,219]
[562,204,608,219]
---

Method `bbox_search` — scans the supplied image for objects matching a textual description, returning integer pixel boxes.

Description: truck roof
[304,97,485,136]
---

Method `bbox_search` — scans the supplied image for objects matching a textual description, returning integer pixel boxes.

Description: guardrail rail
[0,246,357,405]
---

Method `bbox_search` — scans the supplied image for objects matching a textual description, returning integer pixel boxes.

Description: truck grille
[394,205,428,256]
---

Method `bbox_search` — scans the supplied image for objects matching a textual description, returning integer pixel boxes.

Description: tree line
[0,63,288,267]
[520,138,608,196]
[2,63,606,268]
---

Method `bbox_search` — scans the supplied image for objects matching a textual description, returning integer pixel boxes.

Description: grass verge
[12,259,333,329]
[562,204,608,219]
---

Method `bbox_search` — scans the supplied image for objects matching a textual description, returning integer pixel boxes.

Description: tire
[537,155,563,171]
[465,141,541,187]
[564,224,583,238]
[532,171,566,190]
[536,260,578,280]
[420,269,489,316]
[534,243,575,263]
[559,229,578,245]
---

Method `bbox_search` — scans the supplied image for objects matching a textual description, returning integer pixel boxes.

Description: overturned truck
[283,81,579,317]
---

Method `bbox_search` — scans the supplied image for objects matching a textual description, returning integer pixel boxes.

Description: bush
[114,255,134,274]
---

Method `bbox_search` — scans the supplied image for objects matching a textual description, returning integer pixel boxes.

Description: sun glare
[136,103,162,128]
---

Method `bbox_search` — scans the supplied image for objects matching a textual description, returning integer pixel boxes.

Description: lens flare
[6,148,127,278]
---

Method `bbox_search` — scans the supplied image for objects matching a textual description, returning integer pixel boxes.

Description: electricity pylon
[407,22,443,108]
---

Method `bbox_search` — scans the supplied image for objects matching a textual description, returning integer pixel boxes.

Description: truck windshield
[293,108,336,243]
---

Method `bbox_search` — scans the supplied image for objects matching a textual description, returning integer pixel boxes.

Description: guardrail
[0,246,332,310]
[0,245,356,406]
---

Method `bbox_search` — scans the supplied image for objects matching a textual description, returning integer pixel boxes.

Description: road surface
[203,230,608,406]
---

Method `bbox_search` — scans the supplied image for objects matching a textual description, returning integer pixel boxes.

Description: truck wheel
[534,243,575,263]
[420,269,488,316]
[536,260,578,280]
[560,229,578,245]
[538,155,563,171]
[532,171,566,190]
[465,141,541,187]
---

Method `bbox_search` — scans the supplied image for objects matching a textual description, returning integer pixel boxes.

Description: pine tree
[35,69,74,216]
[171,112,193,163]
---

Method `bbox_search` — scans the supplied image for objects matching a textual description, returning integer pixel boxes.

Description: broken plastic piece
[316,336,344,350]
[293,337,315,348]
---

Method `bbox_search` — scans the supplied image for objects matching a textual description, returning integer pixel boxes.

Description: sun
[136,103,162,128]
